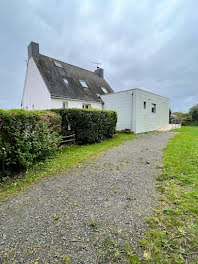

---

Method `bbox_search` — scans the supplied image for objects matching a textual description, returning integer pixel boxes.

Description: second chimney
[94,67,104,78]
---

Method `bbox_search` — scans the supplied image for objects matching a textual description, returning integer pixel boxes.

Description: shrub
[0,109,61,172]
[51,108,117,145]
[181,113,192,126]
[190,104,198,122]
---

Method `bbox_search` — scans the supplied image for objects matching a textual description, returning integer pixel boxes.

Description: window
[80,80,88,87]
[32,104,34,110]
[101,87,108,93]
[54,61,62,67]
[26,106,28,110]
[82,104,91,109]
[143,101,146,109]
[63,79,68,84]
[151,103,156,113]
[62,101,68,108]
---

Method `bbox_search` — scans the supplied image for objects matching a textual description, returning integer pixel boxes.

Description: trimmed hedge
[52,108,117,145]
[0,110,61,172]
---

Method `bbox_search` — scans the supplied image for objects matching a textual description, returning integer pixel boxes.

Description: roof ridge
[39,54,99,76]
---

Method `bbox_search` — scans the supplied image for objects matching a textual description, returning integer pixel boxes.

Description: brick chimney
[28,41,39,60]
[94,67,104,78]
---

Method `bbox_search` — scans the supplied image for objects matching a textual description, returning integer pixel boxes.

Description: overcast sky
[0,0,197,111]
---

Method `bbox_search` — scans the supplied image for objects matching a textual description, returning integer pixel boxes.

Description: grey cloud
[0,0,197,111]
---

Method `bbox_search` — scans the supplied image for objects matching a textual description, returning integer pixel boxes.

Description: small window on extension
[62,101,68,109]
[143,101,146,109]
[101,87,108,93]
[54,61,62,67]
[151,103,156,113]
[80,80,88,87]
[82,104,91,109]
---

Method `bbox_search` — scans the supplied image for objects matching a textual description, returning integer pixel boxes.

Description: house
[22,42,114,110]
[101,89,170,134]
[22,42,170,133]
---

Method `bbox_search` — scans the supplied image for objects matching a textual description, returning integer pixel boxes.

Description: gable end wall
[22,57,51,110]
[135,89,169,133]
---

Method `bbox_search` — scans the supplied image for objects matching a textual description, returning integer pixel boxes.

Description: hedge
[51,108,117,145]
[0,110,61,172]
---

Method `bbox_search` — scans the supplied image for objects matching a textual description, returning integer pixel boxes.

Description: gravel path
[0,132,175,263]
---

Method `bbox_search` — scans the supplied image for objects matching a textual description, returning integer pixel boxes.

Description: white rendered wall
[135,89,169,133]
[22,57,51,110]
[51,98,103,109]
[101,90,135,131]
[101,89,169,133]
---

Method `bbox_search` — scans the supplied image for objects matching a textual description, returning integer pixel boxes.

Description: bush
[190,104,198,122]
[51,108,117,145]
[181,113,192,126]
[0,110,61,172]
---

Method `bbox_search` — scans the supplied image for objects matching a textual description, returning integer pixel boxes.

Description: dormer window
[54,61,62,67]
[63,79,68,84]
[80,80,88,87]
[101,87,108,93]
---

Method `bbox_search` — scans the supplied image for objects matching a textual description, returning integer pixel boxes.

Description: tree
[189,104,198,122]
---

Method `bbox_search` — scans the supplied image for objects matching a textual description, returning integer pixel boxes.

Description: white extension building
[101,89,169,134]
[22,42,170,133]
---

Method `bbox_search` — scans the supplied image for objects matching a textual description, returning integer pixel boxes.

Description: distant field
[139,126,198,263]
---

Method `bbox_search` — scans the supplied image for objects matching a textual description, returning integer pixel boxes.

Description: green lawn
[0,133,134,202]
[139,126,198,263]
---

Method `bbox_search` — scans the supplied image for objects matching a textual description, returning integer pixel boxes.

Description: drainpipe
[131,92,133,132]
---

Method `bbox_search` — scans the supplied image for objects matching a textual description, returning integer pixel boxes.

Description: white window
[80,80,88,87]
[101,87,108,93]
[82,104,91,109]
[62,101,68,108]
[151,103,156,113]
[63,79,68,84]
[143,101,146,109]
[54,61,62,67]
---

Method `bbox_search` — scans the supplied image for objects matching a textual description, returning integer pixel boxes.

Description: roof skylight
[101,87,108,93]
[80,80,88,88]
[63,79,68,84]
[54,61,62,67]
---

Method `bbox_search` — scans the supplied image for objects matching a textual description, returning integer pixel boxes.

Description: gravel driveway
[0,132,175,263]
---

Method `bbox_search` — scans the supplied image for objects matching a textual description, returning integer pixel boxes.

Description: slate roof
[33,54,114,102]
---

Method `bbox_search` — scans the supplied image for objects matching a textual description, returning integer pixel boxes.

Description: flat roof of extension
[102,88,169,100]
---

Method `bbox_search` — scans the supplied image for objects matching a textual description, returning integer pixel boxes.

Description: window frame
[82,103,91,109]
[151,103,156,113]
[62,101,68,109]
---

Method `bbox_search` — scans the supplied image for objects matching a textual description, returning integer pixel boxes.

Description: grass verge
[0,133,134,202]
[138,126,198,263]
